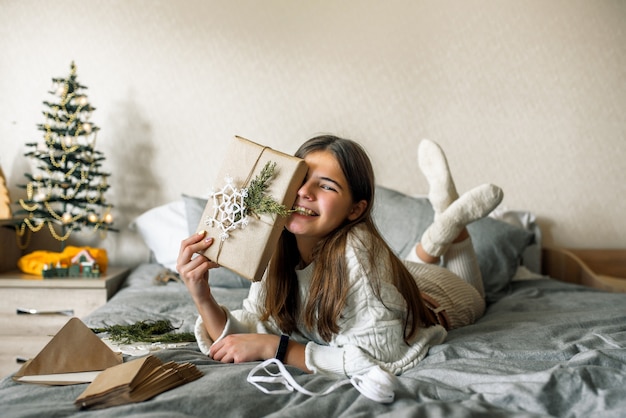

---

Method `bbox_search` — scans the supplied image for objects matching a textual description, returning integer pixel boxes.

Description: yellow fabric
[18,246,108,276]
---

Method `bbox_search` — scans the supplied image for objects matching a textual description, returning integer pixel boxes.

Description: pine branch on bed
[91,320,196,344]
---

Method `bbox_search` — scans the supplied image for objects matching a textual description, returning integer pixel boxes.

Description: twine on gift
[242,146,270,190]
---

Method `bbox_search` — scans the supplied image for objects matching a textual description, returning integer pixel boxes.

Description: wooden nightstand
[0,267,129,379]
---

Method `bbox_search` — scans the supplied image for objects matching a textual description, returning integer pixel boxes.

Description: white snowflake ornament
[205,175,249,241]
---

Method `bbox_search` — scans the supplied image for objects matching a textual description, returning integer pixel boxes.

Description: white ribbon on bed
[247,358,396,404]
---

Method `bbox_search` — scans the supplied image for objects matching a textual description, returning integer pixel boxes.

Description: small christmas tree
[15,62,115,249]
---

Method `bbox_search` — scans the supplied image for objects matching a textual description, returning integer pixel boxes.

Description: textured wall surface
[1,0,624,266]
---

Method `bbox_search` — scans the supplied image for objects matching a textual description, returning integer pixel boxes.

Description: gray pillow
[182,193,207,236]
[373,186,534,303]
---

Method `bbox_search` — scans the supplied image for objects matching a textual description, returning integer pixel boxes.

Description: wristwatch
[275,334,289,362]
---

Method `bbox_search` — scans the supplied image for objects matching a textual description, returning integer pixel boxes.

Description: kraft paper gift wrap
[195,136,308,281]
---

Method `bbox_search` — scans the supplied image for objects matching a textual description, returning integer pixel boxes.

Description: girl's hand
[177,231,220,302]
[210,334,278,363]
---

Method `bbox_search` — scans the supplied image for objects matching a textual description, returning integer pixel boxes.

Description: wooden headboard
[542,247,626,293]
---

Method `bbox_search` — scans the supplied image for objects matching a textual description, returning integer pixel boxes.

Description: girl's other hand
[210,334,278,363]
[177,230,220,301]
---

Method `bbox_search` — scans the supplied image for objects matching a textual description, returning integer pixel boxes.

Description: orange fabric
[18,246,108,276]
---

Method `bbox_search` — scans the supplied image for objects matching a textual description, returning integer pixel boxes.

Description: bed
[1,186,625,417]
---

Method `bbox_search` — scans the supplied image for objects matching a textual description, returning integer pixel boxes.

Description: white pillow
[130,201,188,271]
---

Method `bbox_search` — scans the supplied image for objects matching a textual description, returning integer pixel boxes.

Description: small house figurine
[70,249,100,277]
[40,248,102,278]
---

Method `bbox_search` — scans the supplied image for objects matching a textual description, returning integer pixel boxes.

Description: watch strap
[275,334,289,362]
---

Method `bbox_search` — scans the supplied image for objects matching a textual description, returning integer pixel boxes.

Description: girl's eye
[320,184,337,192]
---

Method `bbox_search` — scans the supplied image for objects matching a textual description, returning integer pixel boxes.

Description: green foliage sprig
[243,161,292,219]
[91,320,195,344]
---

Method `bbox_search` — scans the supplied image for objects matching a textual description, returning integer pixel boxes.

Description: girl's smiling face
[286,150,366,248]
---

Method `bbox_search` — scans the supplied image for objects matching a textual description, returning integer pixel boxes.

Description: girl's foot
[418,139,459,218]
[421,183,503,258]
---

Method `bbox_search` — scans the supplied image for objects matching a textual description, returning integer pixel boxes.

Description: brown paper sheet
[12,317,123,385]
[195,136,307,281]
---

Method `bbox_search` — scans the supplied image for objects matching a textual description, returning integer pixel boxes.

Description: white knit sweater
[195,226,447,377]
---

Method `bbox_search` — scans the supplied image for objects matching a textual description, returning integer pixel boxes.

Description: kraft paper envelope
[13,317,123,385]
[196,136,308,282]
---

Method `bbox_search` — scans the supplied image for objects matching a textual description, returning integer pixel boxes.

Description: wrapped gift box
[195,136,307,281]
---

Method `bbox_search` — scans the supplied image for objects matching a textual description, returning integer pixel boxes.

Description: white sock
[421,184,503,257]
[442,238,484,298]
[405,243,430,264]
[418,139,459,218]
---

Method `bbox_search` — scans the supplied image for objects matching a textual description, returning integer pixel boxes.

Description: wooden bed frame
[542,247,626,293]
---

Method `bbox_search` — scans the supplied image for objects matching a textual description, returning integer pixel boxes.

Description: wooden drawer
[0,286,107,315]
[0,287,106,336]
[0,335,55,379]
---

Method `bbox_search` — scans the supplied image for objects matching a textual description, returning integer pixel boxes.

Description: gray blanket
[1,264,625,417]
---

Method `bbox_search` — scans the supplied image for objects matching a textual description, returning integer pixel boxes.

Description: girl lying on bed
[177,135,503,377]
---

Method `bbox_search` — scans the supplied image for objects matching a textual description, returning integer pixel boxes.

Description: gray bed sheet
[1,264,625,417]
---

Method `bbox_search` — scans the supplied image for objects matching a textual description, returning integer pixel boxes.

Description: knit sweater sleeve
[304,229,447,377]
[194,278,282,356]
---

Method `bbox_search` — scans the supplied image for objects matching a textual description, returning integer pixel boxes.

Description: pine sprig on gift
[244,161,292,218]
[91,320,196,344]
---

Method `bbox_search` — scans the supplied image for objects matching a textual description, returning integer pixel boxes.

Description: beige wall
[1,0,624,266]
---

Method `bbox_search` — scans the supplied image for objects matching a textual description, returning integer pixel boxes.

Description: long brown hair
[262,135,436,342]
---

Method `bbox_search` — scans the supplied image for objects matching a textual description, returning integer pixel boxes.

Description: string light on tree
[15,61,117,249]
